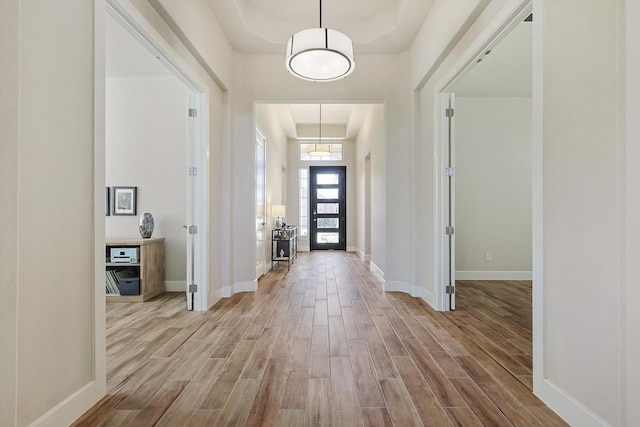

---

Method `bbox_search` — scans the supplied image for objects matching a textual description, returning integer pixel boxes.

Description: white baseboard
[233,279,257,293]
[369,261,384,278]
[355,248,371,262]
[415,286,436,307]
[535,377,608,427]
[206,280,257,310]
[384,280,412,294]
[218,285,232,299]
[31,381,103,427]
[384,281,434,307]
[455,270,532,280]
[164,280,185,292]
[347,246,356,252]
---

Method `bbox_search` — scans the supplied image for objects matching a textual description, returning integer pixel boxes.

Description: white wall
[106,76,190,287]
[538,1,623,424]
[454,97,532,279]
[356,105,386,272]
[625,1,640,423]
[0,1,101,425]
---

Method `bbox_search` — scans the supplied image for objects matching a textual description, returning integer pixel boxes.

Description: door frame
[104,0,210,310]
[433,1,532,310]
[433,0,543,403]
[309,166,347,251]
[255,127,268,278]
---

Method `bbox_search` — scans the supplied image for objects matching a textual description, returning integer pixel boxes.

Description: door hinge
[188,108,198,117]
[189,284,198,293]
[446,285,455,294]
[445,226,454,235]
[188,167,198,176]
[445,108,455,118]
[188,225,198,234]
[445,167,455,176]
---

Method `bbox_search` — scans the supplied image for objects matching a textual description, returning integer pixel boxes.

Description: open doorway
[105,2,209,311]
[450,16,533,301]
[438,6,532,309]
[254,102,380,260]
[437,4,534,388]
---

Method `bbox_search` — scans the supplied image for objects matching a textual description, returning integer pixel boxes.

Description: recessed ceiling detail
[206,0,435,54]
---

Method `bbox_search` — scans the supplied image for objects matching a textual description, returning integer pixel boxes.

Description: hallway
[74,252,566,426]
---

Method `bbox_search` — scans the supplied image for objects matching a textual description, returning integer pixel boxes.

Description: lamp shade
[286,28,355,82]
[306,143,332,157]
[272,205,286,218]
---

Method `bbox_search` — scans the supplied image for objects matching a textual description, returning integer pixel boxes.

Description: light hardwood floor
[73,251,567,426]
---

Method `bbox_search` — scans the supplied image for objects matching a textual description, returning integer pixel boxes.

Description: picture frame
[105,187,110,216]
[112,186,137,216]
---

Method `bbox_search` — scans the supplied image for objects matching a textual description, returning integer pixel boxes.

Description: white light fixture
[306,143,333,158]
[308,104,331,157]
[286,0,355,82]
[272,204,286,229]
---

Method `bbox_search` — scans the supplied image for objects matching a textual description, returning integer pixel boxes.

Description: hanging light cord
[319,0,322,28]
[319,104,322,144]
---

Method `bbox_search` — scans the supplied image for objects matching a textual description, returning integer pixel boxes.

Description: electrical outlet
[485,252,492,262]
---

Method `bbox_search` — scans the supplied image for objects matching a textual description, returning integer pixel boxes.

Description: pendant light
[286,0,355,82]
[305,104,333,157]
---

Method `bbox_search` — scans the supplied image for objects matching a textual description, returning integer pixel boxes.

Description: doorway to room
[439,8,533,312]
[309,166,347,250]
[105,1,209,311]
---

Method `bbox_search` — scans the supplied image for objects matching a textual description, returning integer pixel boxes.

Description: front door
[310,166,346,250]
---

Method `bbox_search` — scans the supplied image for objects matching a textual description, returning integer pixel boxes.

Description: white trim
[455,271,532,281]
[234,280,258,293]
[165,281,186,292]
[384,281,435,307]
[536,379,610,427]
[356,248,371,262]
[30,382,100,427]
[416,286,436,308]
[369,261,384,278]
[89,1,108,423]
[384,280,412,294]
[346,246,357,252]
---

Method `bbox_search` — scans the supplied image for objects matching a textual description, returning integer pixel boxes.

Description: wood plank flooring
[73,252,567,426]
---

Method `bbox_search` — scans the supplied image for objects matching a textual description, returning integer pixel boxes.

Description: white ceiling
[106,4,532,141]
[206,0,436,54]
[261,103,374,140]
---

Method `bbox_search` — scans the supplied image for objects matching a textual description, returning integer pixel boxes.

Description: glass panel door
[309,166,346,250]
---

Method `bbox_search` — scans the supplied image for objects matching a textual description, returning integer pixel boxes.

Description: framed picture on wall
[105,187,110,216]
[112,186,137,216]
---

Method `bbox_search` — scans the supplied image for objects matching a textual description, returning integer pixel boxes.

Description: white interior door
[444,93,456,310]
[185,97,200,310]
[185,93,209,311]
[255,129,267,278]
